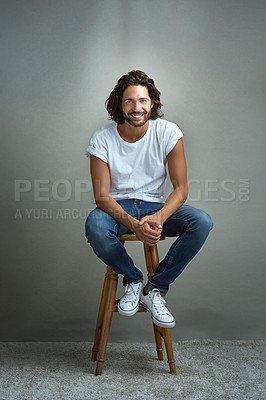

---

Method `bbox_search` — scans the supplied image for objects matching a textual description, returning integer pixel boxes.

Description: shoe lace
[152,289,170,317]
[124,283,138,304]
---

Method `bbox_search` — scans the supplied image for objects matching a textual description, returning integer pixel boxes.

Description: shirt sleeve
[86,130,108,163]
[165,123,183,156]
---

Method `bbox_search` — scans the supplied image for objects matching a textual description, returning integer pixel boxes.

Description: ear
[151,100,154,108]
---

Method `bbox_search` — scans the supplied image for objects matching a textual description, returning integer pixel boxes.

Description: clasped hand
[133,213,163,246]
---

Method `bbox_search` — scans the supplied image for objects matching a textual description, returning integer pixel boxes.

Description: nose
[133,101,141,112]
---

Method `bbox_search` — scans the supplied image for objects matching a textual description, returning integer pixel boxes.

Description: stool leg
[162,327,176,375]
[91,267,114,361]
[153,323,164,361]
[95,267,118,376]
[143,243,155,278]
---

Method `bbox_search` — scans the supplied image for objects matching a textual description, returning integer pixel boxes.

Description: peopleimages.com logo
[13,178,250,220]
[14,179,92,201]
[186,178,250,202]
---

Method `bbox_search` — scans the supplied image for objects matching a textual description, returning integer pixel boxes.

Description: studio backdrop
[1,0,265,341]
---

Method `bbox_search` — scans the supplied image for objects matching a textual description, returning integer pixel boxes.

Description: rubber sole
[118,303,139,316]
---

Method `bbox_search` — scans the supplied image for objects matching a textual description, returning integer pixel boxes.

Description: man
[85,70,213,328]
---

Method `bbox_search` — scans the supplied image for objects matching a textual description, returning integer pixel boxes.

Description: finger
[143,231,161,243]
[139,217,151,225]
[143,230,160,240]
[150,223,162,229]
[145,220,163,230]
[144,238,160,246]
[139,217,150,225]
[146,228,161,238]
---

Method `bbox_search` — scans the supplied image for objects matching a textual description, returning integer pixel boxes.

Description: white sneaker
[140,289,175,328]
[118,282,143,316]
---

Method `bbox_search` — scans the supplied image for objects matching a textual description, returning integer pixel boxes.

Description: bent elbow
[95,192,110,210]
[176,184,188,204]
[183,184,188,202]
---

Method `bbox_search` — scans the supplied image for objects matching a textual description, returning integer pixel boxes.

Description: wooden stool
[91,234,176,375]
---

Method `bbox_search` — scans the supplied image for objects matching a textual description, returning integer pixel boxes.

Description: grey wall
[1,0,265,342]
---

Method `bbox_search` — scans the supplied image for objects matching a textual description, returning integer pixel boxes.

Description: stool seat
[91,234,176,375]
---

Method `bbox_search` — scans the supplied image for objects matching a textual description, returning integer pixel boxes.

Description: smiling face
[121,85,154,128]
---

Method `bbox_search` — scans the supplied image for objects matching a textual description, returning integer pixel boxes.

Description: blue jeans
[85,200,213,295]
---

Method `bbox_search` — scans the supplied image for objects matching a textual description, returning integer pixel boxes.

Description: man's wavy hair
[106,70,164,124]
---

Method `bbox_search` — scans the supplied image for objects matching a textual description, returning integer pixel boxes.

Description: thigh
[85,206,131,240]
[85,207,115,240]
[162,204,212,237]
[138,201,165,219]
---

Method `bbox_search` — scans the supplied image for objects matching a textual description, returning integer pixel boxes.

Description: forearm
[156,185,188,223]
[95,195,138,232]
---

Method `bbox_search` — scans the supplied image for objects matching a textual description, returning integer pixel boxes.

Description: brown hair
[106,70,164,124]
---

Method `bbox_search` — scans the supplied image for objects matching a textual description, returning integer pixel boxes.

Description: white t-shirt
[86,118,183,202]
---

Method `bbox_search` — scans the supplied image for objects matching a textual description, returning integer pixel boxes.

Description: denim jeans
[85,200,213,295]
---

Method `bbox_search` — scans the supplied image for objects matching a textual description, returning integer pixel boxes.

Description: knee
[187,207,213,235]
[197,210,213,234]
[85,210,105,243]
[85,209,118,250]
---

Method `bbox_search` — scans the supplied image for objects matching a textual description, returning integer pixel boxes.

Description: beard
[122,110,152,128]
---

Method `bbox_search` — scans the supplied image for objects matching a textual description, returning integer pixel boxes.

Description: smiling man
[85,70,213,328]
[121,85,152,128]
